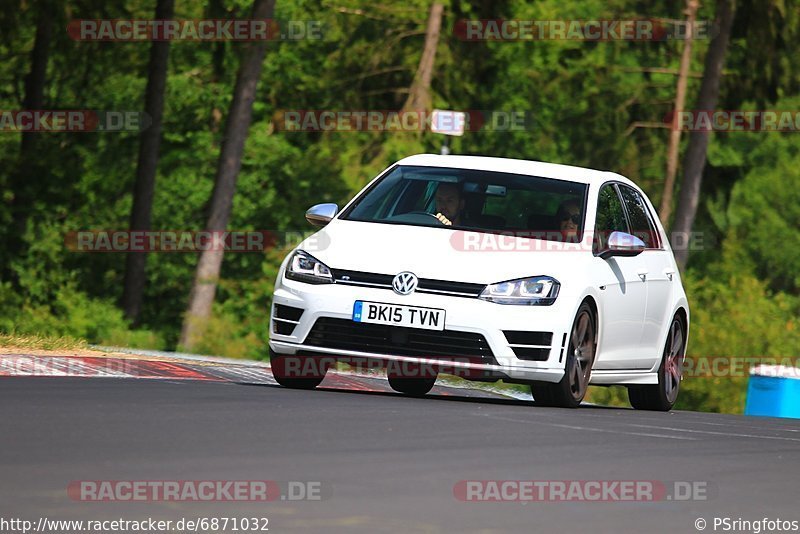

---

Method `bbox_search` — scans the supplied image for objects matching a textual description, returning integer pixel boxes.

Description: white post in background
[431,109,465,155]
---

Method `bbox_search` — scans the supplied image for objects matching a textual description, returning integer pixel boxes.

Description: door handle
[637,270,648,282]
[664,270,675,281]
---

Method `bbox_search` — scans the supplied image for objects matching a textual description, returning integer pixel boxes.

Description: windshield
[340,165,589,241]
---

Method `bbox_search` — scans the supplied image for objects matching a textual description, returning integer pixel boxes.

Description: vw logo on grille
[392,271,418,295]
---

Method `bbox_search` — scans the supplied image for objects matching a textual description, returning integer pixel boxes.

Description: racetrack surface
[2,354,800,533]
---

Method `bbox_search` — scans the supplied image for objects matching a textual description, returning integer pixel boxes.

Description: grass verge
[0,333,89,352]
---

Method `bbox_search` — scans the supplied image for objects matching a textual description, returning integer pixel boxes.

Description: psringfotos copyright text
[696,517,799,533]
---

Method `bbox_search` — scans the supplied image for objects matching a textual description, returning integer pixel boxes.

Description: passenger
[556,199,582,241]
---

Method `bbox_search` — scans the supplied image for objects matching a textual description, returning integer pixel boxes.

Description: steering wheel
[407,211,447,224]
[408,211,441,219]
[384,211,448,226]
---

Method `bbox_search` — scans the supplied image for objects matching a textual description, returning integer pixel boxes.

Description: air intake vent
[503,331,552,346]
[503,331,553,362]
[272,304,304,335]
[510,347,550,361]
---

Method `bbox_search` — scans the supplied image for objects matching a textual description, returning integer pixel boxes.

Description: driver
[434,182,465,226]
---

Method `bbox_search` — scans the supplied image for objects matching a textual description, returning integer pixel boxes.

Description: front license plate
[352,301,446,331]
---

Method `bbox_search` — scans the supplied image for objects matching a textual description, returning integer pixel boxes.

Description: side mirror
[305,203,339,227]
[599,231,646,260]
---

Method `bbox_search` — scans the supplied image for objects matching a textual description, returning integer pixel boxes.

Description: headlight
[285,250,333,284]
[478,276,560,305]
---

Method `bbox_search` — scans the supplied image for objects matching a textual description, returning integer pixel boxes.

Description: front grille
[304,317,498,365]
[503,330,553,362]
[418,278,487,296]
[333,269,393,287]
[272,304,304,336]
[331,269,485,298]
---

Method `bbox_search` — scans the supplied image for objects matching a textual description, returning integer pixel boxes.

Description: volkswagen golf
[268,154,689,410]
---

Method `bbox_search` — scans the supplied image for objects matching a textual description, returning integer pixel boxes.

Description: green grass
[0,333,89,351]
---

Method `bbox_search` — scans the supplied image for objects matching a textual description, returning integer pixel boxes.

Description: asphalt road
[2,376,800,534]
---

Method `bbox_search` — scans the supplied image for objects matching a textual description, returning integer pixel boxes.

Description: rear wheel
[531,302,596,408]
[269,349,330,390]
[628,316,685,411]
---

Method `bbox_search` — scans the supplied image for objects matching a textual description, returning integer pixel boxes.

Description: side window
[619,185,660,249]
[594,184,629,253]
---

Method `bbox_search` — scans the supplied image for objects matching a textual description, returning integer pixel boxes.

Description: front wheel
[387,363,437,396]
[628,316,685,411]
[270,350,330,390]
[531,302,597,408]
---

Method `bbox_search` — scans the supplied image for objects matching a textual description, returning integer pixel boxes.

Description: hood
[298,219,587,284]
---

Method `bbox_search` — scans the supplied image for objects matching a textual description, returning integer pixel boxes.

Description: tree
[19,1,52,158]
[402,2,444,112]
[179,0,276,350]
[4,0,54,271]
[121,0,175,323]
[671,0,737,268]
[659,0,699,225]
[207,0,228,139]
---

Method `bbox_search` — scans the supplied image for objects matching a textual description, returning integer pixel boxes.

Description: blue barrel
[745,366,800,419]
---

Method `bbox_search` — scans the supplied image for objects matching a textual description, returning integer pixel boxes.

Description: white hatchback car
[269,154,689,410]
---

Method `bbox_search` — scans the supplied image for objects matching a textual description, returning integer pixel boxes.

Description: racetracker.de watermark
[274,110,534,132]
[0,356,139,377]
[64,230,330,253]
[453,480,710,502]
[448,230,710,253]
[454,19,713,41]
[0,110,149,133]
[67,19,323,41]
[268,355,800,381]
[1,517,271,534]
[682,357,800,378]
[67,480,329,501]
[270,355,495,381]
[667,110,800,132]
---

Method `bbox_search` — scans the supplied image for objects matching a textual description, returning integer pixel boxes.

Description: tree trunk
[402,2,444,112]
[672,0,736,269]
[5,0,53,266]
[179,0,275,350]
[659,0,699,226]
[208,0,227,139]
[121,0,175,323]
[20,2,52,157]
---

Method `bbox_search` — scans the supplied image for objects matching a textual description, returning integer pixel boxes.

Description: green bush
[0,282,165,350]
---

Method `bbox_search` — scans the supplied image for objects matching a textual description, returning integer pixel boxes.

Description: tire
[387,363,437,396]
[269,349,330,390]
[531,302,597,408]
[628,316,685,411]
[530,382,555,406]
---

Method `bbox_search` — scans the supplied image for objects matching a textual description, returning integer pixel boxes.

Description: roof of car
[396,154,637,189]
